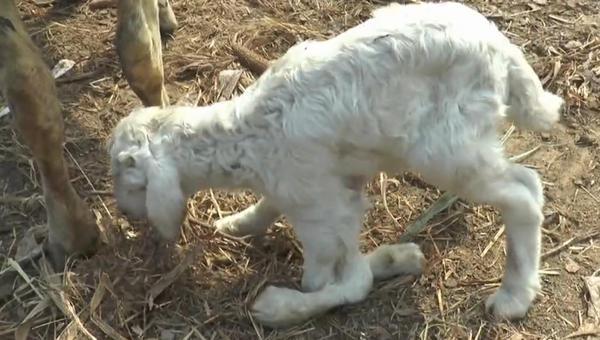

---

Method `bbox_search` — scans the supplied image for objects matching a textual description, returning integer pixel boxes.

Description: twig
[380,173,402,228]
[399,192,459,242]
[64,145,112,219]
[56,70,101,84]
[230,42,271,76]
[208,190,223,219]
[480,226,505,258]
[542,231,600,259]
[6,258,44,300]
[576,184,600,203]
[40,260,97,340]
[84,190,113,196]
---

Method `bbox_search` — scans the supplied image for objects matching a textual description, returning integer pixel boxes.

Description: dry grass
[1,0,600,339]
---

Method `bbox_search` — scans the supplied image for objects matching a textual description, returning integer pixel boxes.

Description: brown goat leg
[90,0,178,37]
[157,0,177,37]
[116,0,169,107]
[0,3,99,269]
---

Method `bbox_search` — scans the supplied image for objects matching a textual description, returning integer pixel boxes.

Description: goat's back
[238,2,516,174]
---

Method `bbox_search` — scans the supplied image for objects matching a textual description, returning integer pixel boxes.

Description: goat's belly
[333,149,401,178]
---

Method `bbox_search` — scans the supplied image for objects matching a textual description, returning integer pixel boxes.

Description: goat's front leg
[0,8,99,269]
[295,218,348,293]
[247,182,383,324]
[214,197,280,236]
[250,191,367,326]
[116,0,169,108]
[157,0,178,37]
[90,0,178,38]
[249,180,426,328]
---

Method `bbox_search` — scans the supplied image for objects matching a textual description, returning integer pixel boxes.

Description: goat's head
[108,108,186,241]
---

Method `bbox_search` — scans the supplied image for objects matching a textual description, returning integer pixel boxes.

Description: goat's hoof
[251,285,309,328]
[214,213,261,237]
[43,241,68,272]
[389,242,426,275]
[368,242,426,281]
[485,285,537,320]
[213,215,240,235]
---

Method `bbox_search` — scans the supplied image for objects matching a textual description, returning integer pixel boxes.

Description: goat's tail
[505,47,563,131]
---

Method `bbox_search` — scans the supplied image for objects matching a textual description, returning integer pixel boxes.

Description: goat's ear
[117,152,136,168]
[145,161,186,241]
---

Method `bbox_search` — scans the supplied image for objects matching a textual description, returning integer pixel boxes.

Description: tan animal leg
[157,0,177,37]
[0,1,99,269]
[116,0,169,107]
[89,0,178,37]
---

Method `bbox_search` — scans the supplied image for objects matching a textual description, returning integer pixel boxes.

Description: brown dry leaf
[584,276,600,321]
[565,258,581,273]
[565,323,600,338]
[40,260,97,340]
[15,320,33,340]
[508,333,525,340]
[131,325,144,337]
[89,273,110,316]
[217,70,244,101]
[14,225,46,261]
[160,329,176,340]
[92,317,128,340]
[146,246,202,310]
[20,298,49,325]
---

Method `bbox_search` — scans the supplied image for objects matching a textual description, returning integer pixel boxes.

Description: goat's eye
[230,163,241,170]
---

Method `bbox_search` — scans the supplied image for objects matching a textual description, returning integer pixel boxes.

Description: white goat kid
[109,2,563,327]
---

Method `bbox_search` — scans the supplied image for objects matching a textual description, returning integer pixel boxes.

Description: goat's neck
[171,99,264,194]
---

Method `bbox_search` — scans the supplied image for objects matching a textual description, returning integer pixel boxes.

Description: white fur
[109,2,562,327]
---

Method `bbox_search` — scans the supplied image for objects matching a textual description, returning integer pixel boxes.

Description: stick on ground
[230,43,271,77]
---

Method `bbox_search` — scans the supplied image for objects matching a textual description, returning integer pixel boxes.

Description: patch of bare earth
[1,0,599,339]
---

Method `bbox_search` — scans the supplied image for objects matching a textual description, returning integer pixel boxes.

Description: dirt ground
[1,0,599,339]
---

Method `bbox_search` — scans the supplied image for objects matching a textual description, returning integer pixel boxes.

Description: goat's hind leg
[424,149,544,320]
[479,163,543,320]
[214,197,280,236]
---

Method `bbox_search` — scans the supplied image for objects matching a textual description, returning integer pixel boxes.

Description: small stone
[565,258,581,273]
[576,134,598,146]
[540,132,551,141]
[445,278,458,288]
[160,330,176,340]
[565,40,583,50]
